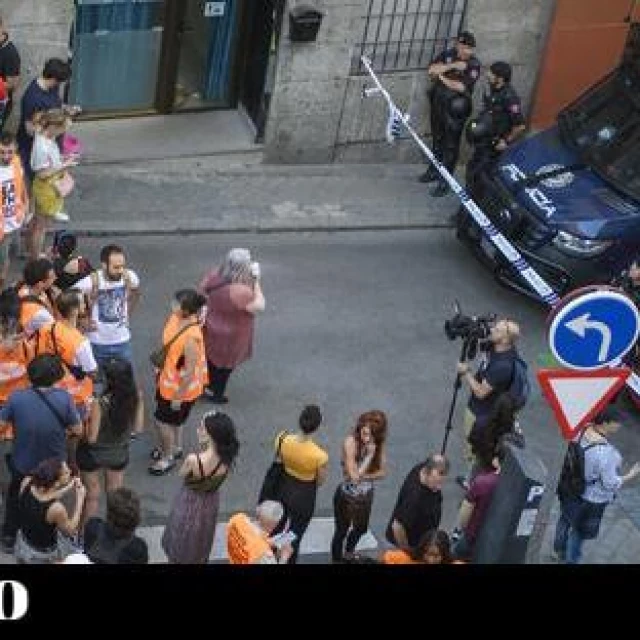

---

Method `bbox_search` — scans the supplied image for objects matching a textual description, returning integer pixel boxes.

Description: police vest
[156,313,208,402]
[34,321,93,407]
[226,514,275,564]
[0,156,27,238]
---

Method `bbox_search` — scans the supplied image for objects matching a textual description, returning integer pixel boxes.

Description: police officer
[420,31,480,198]
[465,61,526,194]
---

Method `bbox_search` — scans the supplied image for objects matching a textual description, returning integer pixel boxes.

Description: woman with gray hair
[198,248,265,404]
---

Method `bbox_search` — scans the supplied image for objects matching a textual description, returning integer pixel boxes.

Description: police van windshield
[558,60,640,200]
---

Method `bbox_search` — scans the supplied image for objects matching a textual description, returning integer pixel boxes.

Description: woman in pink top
[198,248,265,403]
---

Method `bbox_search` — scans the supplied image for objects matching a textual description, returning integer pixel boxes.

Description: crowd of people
[0,17,636,567]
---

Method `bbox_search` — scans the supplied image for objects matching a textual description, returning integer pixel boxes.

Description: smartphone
[271,530,296,549]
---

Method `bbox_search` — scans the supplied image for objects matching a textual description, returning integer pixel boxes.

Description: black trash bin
[289,6,323,43]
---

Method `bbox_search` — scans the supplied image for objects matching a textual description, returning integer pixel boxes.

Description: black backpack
[556,432,606,500]
[507,355,530,412]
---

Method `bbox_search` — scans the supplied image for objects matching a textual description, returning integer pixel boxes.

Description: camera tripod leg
[440,339,470,456]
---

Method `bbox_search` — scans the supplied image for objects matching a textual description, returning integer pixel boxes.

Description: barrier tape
[360,55,640,394]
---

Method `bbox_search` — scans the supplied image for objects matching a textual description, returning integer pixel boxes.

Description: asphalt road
[4,228,639,563]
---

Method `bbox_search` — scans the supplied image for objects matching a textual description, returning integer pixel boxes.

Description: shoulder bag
[258,432,289,504]
[150,321,199,370]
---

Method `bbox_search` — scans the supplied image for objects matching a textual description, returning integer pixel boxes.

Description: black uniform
[426,48,481,181]
[466,83,524,191]
[0,34,21,132]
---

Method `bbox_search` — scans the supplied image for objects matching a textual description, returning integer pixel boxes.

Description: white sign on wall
[204,1,225,17]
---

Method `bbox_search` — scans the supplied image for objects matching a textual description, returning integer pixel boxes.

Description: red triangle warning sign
[537,368,630,440]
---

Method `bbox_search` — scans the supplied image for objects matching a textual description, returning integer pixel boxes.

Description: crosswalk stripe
[138,517,379,563]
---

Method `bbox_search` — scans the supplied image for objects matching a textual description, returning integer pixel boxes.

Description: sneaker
[455,475,470,491]
[53,211,70,222]
[419,170,438,184]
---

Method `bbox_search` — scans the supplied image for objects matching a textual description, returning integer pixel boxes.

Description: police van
[456,54,640,301]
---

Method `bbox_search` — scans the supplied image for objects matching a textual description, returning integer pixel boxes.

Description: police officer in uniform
[420,31,480,198]
[465,61,526,194]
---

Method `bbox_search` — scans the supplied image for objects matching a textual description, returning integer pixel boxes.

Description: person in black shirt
[386,454,449,551]
[0,15,21,132]
[456,318,521,490]
[420,31,481,198]
[84,487,149,564]
[465,61,526,193]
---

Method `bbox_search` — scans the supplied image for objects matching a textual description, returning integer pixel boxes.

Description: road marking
[138,517,379,564]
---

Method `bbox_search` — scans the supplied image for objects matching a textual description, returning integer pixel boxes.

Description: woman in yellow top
[381,529,452,565]
[273,405,328,564]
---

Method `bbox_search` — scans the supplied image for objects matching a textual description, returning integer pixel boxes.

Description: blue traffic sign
[549,290,640,370]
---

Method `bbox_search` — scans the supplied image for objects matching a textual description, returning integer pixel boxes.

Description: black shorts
[76,442,129,473]
[154,391,195,427]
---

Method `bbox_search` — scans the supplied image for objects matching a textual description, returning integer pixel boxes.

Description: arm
[456,498,475,531]
[85,398,101,444]
[34,157,76,179]
[178,454,197,478]
[47,480,86,536]
[457,363,494,399]
[172,338,198,403]
[245,281,265,314]
[390,520,411,551]
[343,436,361,482]
[437,74,466,94]
[362,445,386,481]
[128,287,141,315]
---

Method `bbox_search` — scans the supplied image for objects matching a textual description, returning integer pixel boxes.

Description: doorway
[70,0,251,116]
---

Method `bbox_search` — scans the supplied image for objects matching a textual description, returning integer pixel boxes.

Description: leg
[206,362,233,402]
[80,470,101,530]
[105,468,125,492]
[2,464,24,548]
[288,510,313,565]
[344,494,373,556]
[133,388,145,435]
[0,233,12,289]
[565,526,585,564]
[330,486,352,562]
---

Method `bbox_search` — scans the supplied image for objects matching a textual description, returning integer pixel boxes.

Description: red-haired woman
[331,410,388,563]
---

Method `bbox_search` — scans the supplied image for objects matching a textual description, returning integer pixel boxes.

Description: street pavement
[0,157,639,564]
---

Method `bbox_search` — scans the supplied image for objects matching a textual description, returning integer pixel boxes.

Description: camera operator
[455,318,520,490]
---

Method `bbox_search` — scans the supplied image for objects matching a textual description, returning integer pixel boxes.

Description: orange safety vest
[0,155,27,240]
[34,322,94,408]
[381,549,420,565]
[227,514,275,564]
[157,313,208,402]
[0,338,33,440]
[18,286,58,338]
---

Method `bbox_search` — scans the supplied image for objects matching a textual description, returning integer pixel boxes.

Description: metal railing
[351,0,468,75]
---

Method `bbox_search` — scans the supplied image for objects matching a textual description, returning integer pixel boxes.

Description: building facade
[2,0,638,163]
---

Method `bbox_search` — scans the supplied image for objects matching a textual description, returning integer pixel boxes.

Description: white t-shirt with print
[0,163,23,234]
[75,269,140,345]
[30,133,63,173]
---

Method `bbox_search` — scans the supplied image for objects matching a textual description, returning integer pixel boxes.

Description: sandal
[148,457,176,476]
[150,447,163,461]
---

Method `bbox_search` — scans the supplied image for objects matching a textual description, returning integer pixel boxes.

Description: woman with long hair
[331,410,388,563]
[198,248,265,404]
[15,458,86,564]
[381,529,452,565]
[76,356,139,526]
[162,411,239,563]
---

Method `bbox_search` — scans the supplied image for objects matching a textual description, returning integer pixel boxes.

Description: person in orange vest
[149,289,208,475]
[381,529,452,564]
[34,288,97,419]
[0,287,32,441]
[227,501,295,564]
[0,132,28,289]
[18,257,58,338]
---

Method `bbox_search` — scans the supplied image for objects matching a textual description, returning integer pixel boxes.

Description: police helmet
[448,94,472,120]
[465,112,494,145]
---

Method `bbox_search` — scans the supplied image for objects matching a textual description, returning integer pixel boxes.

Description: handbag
[52,171,75,198]
[150,321,198,369]
[258,432,288,503]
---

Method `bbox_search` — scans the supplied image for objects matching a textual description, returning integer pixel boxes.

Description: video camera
[444,301,496,361]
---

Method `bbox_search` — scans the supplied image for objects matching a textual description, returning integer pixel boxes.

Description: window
[352,0,468,75]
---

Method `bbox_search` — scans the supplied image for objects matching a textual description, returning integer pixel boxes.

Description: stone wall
[266,0,556,163]
[1,0,72,130]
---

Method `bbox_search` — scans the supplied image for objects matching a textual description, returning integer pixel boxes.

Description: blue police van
[457,55,640,302]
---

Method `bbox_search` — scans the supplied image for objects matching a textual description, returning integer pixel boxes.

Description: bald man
[456,318,521,489]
